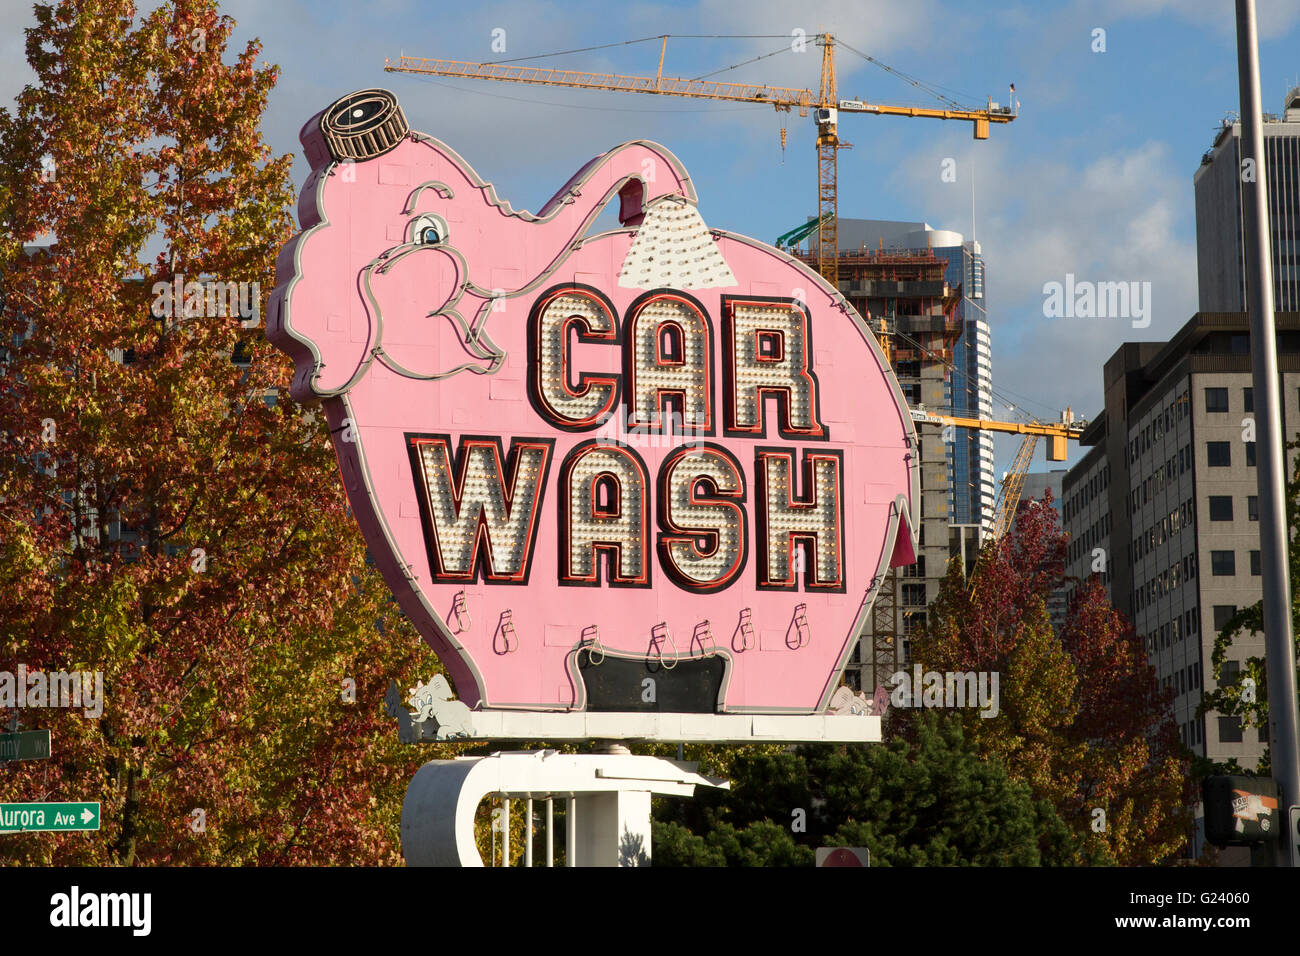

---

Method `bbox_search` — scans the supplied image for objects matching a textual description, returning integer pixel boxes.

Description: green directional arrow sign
[0,730,51,763]
[0,802,100,833]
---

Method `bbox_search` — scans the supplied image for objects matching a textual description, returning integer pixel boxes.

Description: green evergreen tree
[652,711,1071,866]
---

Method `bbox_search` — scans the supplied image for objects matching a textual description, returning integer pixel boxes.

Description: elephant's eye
[409,213,448,246]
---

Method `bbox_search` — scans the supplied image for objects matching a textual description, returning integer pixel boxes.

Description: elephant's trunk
[534,140,698,248]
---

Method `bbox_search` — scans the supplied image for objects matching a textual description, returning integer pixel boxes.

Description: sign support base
[400,749,728,866]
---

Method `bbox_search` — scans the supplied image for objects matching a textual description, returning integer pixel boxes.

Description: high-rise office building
[1194,86,1300,313]
[1061,91,1300,858]
[1062,313,1300,857]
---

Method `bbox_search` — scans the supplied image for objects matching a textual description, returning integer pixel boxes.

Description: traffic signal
[1203,775,1280,846]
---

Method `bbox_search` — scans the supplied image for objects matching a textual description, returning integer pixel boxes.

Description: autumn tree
[0,0,459,865]
[911,502,1083,814]
[1061,576,1194,864]
[908,495,1194,864]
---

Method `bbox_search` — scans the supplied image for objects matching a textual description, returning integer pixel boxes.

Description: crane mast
[815,34,840,285]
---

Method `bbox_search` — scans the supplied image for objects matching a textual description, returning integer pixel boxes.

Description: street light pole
[1235,0,1300,866]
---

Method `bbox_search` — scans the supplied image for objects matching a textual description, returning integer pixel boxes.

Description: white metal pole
[1236,0,1300,867]
[524,797,534,867]
[546,798,554,868]
[566,796,577,866]
[503,797,511,866]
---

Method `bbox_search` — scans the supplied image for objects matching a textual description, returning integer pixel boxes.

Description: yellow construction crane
[909,406,1086,542]
[384,34,1016,286]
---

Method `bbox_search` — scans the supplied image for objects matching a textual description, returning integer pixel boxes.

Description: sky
[3,0,1299,477]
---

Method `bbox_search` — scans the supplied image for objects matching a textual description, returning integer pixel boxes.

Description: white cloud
[893,131,1197,462]
[1093,0,1300,40]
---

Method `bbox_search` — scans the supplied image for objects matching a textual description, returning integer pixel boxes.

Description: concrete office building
[1062,447,1113,597]
[1194,87,1300,313]
[1020,468,1069,513]
[1063,314,1300,793]
[1019,468,1070,628]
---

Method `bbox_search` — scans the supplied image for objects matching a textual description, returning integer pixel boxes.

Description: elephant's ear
[430,675,455,701]
[617,196,737,291]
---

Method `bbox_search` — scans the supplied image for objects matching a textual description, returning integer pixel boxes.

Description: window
[1246,442,1257,467]
[1207,441,1231,467]
[1209,496,1233,521]
[1218,716,1243,743]
[902,583,927,606]
[1244,387,1254,413]
[1222,660,1241,686]
[1205,387,1229,413]
[1213,605,1237,630]
[1211,550,1235,576]
[1251,550,1261,576]
[1248,495,1259,521]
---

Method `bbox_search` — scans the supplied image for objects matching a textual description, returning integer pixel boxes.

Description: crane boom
[775,213,832,251]
[907,406,1084,564]
[385,35,1016,290]
[908,407,1085,462]
[381,54,1016,127]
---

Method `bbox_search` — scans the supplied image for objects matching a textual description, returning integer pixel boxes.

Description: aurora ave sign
[269,89,918,724]
[0,802,100,833]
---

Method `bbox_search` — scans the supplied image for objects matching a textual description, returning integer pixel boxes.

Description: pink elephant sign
[269,89,917,716]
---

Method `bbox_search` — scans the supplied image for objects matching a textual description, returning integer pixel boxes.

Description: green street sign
[0,802,100,833]
[0,730,51,763]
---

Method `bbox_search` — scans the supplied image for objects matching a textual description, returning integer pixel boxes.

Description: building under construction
[794,232,981,692]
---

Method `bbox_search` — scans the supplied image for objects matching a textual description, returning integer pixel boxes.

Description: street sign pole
[1236,0,1300,868]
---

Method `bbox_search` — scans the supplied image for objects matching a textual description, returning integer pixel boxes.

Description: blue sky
[3,0,1299,475]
